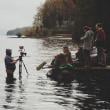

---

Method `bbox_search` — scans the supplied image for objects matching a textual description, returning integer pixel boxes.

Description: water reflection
[3,84,16,109]
[43,38,74,48]
[3,79,27,110]
[51,81,84,110]
[16,82,27,110]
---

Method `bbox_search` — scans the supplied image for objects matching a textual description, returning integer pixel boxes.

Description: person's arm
[81,31,89,40]
[5,57,16,66]
[11,58,19,64]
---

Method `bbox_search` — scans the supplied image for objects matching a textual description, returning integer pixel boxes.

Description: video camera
[19,46,27,57]
[18,46,29,79]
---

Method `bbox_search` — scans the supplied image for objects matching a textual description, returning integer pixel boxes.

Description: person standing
[95,23,106,66]
[5,49,19,82]
[81,26,94,67]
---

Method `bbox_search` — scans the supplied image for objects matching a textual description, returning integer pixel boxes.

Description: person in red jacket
[95,23,107,66]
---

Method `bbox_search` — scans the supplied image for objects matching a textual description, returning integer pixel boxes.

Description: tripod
[19,55,29,79]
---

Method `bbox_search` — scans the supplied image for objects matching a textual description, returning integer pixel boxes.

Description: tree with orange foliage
[34,0,76,29]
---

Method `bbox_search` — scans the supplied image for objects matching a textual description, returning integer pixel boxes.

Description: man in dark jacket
[95,23,106,66]
[5,49,19,81]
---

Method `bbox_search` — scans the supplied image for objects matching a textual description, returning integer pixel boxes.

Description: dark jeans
[6,69,14,79]
[97,47,106,65]
[83,49,91,66]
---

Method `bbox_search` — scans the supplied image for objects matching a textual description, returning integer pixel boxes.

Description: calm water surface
[0,36,110,110]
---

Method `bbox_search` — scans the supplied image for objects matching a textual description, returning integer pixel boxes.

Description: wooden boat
[46,65,110,82]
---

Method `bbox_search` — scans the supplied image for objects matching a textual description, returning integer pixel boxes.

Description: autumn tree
[34,0,76,29]
[33,0,110,49]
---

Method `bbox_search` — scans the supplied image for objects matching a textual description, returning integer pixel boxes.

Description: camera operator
[4,49,19,81]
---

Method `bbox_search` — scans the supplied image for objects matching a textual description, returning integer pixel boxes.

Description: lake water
[0,36,110,110]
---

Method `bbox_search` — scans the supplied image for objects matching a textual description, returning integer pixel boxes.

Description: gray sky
[0,0,45,34]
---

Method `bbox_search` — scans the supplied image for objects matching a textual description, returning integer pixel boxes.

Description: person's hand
[13,59,19,64]
[80,37,84,40]
[15,58,19,63]
[16,58,19,61]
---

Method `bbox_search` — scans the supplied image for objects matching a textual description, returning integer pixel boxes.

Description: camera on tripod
[18,46,29,79]
[19,46,27,57]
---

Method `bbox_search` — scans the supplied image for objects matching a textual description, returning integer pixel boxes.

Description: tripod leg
[22,61,29,75]
[19,61,22,79]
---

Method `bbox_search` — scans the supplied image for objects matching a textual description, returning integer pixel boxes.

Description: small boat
[47,67,74,82]
[47,65,110,82]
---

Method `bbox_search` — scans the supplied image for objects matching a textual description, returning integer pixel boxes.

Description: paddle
[36,61,47,70]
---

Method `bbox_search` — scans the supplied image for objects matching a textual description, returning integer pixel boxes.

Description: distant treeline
[7,27,35,37]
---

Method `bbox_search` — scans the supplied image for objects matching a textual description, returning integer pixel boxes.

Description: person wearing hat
[81,26,94,67]
[4,49,19,82]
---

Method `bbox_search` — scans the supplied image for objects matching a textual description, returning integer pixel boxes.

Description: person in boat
[51,53,67,68]
[80,25,94,67]
[95,23,107,66]
[5,49,19,82]
[51,46,74,70]
[63,46,73,64]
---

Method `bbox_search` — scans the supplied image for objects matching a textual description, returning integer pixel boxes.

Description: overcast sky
[0,0,45,34]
